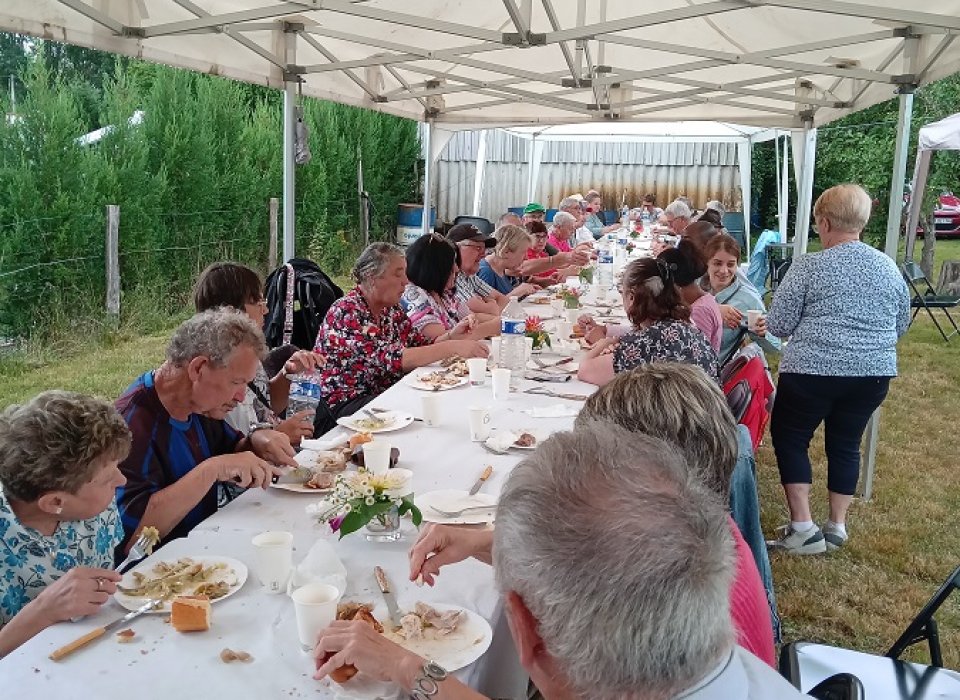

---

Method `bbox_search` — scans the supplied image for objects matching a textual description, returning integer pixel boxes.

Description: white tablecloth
[0,293,614,698]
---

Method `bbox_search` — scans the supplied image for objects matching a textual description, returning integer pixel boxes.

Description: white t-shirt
[681,647,805,699]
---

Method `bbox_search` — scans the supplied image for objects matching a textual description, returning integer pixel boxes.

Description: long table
[1,290,625,698]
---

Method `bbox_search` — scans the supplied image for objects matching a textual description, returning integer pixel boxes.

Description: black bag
[263,258,344,350]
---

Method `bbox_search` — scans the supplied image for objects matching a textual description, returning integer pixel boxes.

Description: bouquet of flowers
[625,241,637,254]
[559,286,582,309]
[320,470,422,538]
[525,315,552,350]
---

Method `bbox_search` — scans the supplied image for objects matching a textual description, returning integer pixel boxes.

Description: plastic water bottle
[499,298,528,376]
[597,241,614,289]
[620,204,629,229]
[288,371,321,415]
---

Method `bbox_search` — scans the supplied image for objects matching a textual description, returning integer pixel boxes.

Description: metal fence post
[105,204,120,321]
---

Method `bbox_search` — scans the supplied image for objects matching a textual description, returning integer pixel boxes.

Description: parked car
[933,192,960,238]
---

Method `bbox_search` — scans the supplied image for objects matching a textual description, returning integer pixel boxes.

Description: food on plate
[220,648,253,663]
[304,471,336,490]
[115,628,136,643]
[570,323,584,339]
[417,369,463,390]
[140,525,160,554]
[321,603,384,683]
[396,602,465,641]
[171,595,211,632]
[118,557,237,601]
[514,432,537,447]
[439,356,469,376]
[348,432,373,449]
[530,296,550,304]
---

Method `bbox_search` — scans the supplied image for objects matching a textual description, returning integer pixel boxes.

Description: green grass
[0,264,958,665]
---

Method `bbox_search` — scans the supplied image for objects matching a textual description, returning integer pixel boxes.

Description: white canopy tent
[904,112,960,261]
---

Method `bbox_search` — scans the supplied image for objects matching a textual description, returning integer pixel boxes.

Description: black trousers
[770,373,891,496]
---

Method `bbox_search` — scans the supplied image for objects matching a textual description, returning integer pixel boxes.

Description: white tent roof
[504,121,782,143]
[918,112,960,151]
[4,1,960,129]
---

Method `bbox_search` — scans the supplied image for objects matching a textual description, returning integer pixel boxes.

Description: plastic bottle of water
[499,298,528,375]
[597,241,614,289]
[288,371,321,415]
[620,204,629,229]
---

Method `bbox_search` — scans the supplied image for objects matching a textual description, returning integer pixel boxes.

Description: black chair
[780,565,960,699]
[722,212,748,255]
[902,261,960,342]
[807,673,864,700]
[452,215,495,235]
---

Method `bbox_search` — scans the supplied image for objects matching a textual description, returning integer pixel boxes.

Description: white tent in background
[904,113,960,261]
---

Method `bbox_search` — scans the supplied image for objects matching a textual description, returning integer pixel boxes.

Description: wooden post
[268,197,279,269]
[105,204,120,321]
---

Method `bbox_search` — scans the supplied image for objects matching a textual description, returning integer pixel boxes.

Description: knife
[49,599,162,661]
[373,566,403,630]
[469,465,493,496]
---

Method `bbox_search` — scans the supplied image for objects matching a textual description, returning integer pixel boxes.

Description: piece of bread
[348,432,373,449]
[171,595,211,632]
[322,605,383,683]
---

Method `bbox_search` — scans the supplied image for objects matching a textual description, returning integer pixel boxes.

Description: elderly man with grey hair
[661,198,694,235]
[312,423,803,699]
[115,309,296,553]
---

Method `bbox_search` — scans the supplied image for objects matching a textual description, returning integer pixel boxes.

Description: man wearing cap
[521,202,547,224]
[446,223,588,316]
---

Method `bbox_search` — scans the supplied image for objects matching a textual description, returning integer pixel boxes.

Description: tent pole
[526,134,542,203]
[282,29,297,263]
[904,150,931,262]
[421,119,433,235]
[472,129,488,217]
[793,125,817,256]
[737,140,753,262]
[884,91,915,260]
[779,135,790,244]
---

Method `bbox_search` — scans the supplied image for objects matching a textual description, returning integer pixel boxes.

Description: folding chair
[780,565,960,699]
[902,261,960,342]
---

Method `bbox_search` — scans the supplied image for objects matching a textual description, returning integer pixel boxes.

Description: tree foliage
[0,37,419,340]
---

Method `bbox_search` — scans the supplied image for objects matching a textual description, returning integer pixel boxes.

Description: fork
[532,356,573,370]
[115,531,155,574]
[430,504,497,518]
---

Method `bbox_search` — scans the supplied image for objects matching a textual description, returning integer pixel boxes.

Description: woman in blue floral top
[0,391,130,656]
[578,257,718,386]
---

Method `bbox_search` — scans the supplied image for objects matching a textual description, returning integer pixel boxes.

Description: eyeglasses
[533,233,549,239]
[457,241,485,251]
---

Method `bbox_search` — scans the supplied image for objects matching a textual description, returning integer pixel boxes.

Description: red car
[933,192,960,238]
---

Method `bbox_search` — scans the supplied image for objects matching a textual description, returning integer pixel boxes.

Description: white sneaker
[822,522,849,551]
[766,524,827,555]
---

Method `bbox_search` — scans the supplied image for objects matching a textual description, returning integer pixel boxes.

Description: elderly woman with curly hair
[0,391,130,657]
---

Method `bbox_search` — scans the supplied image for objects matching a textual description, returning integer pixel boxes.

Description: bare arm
[401,340,488,372]
[577,341,617,386]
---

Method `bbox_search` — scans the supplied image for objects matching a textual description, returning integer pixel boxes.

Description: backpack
[722,355,775,452]
[263,258,344,350]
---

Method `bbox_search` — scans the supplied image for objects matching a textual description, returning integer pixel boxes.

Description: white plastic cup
[524,336,534,363]
[468,406,492,442]
[467,357,487,386]
[489,337,502,367]
[564,276,581,288]
[492,368,511,401]
[747,309,763,331]
[421,394,441,427]
[291,583,340,651]
[565,308,579,324]
[251,530,294,594]
[362,439,392,475]
[549,298,565,315]
[558,321,573,340]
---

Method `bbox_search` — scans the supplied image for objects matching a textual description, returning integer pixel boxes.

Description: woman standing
[767,184,910,554]
[701,234,781,363]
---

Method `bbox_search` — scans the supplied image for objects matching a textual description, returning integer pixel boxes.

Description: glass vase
[365,505,402,542]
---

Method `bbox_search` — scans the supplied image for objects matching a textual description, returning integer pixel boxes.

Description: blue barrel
[545,208,558,222]
[508,206,524,216]
[397,204,436,228]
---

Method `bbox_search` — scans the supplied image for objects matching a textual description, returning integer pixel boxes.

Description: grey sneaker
[822,522,849,551]
[766,524,827,555]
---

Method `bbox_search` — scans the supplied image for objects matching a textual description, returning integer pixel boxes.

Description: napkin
[286,539,347,596]
[485,433,517,452]
[300,433,349,451]
[522,403,580,418]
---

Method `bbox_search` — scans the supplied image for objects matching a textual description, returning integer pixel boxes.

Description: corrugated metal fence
[432,130,743,224]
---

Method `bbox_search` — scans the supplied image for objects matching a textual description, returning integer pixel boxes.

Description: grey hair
[166,308,266,368]
[558,196,581,210]
[704,199,726,217]
[576,363,739,498]
[352,242,405,285]
[551,211,577,228]
[495,422,735,699]
[493,224,532,256]
[664,199,693,221]
[0,391,131,501]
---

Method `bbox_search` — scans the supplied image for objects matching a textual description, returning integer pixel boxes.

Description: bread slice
[171,595,211,632]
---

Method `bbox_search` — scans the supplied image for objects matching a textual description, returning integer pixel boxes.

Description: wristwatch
[410,661,448,699]
[248,422,273,434]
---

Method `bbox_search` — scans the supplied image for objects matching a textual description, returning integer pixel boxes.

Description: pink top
[729,517,776,667]
[690,294,723,353]
[547,233,573,253]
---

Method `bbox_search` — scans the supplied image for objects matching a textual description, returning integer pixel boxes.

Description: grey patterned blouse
[767,241,910,377]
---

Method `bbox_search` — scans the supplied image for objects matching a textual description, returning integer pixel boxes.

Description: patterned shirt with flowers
[315,287,430,407]
[0,484,124,625]
[613,318,719,382]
